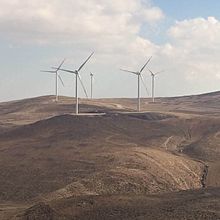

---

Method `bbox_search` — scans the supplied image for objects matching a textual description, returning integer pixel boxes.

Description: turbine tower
[90,72,94,99]
[41,59,65,102]
[54,52,94,115]
[148,69,164,103]
[120,56,152,112]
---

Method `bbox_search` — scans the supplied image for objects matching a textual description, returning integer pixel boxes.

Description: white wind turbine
[148,69,164,103]
[90,72,94,99]
[120,56,152,112]
[53,52,94,115]
[41,59,65,102]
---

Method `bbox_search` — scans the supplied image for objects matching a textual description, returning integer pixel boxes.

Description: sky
[1,0,220,101]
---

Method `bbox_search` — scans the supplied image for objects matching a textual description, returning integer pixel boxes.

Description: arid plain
[0,91,220,219]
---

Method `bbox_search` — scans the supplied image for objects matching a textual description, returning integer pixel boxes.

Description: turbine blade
[40,70,56,73]
[49,59,65,73]
[78,74,88,98]
[52,68,76,74]
[58,74,65,87]
[140,56,152,73]
[140,74,149,95]
[57,58,66,70]
[120,69,138,75]
[78,52,94,72]
[155,70,165,76]
[148,69,154,76]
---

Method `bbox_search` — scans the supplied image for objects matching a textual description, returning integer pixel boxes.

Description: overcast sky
[1,0,220,101]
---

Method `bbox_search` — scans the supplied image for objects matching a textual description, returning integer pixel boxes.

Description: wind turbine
[148,69,164,103]
[90,72,94,99]
[120,56,152,112]
[53,52,94,115]
[41,59,65,102]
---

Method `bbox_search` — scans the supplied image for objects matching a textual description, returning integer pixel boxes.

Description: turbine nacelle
[148,69,164,77]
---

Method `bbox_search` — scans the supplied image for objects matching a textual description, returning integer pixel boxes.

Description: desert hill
[15,187,220,220]
[0,92,220,219]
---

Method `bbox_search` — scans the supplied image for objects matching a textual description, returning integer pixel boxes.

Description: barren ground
[0,91,220,219]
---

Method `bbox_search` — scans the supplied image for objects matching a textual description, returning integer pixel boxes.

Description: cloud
[141,6,165,22]
[0,0,164,46]
[168,17,220,48]
[166,17,220,83]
